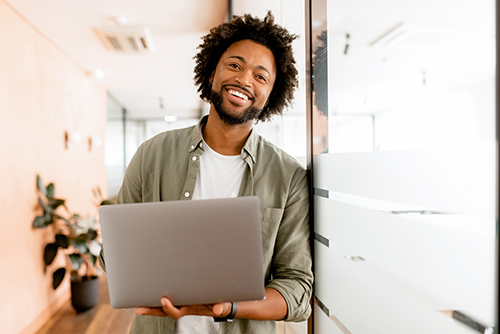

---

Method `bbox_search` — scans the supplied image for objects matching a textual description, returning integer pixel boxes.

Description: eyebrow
[227,55,271,76]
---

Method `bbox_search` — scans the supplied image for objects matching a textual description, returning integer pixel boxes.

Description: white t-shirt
[174,140,246,334]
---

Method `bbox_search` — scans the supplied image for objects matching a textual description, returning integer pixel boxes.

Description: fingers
[135,298,184,319]
[135,298,232,319]
[161,297,184,319]
[136,307,167,317]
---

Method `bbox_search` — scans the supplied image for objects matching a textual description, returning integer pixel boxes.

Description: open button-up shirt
[100,116,313,334]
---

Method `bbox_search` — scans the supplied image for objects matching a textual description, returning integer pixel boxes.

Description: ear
[209,71,215,84]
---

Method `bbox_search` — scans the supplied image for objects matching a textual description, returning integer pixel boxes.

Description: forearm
[234,288,287,320]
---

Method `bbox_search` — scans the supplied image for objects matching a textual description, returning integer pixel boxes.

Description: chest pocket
[260,207,284,278]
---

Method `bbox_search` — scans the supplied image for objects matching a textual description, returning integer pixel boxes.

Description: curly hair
[193,11,299,122]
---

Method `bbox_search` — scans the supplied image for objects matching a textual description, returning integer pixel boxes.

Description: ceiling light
[114,16,128,26]
[94,69,105,80]
[164,115,178,123]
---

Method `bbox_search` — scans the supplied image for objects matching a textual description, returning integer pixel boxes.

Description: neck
[203,105,254,156]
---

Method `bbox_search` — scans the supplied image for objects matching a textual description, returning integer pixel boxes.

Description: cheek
[259,88,273,105]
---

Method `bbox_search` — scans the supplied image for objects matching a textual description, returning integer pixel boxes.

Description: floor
[34,275,291,334]
[34,275,136,334]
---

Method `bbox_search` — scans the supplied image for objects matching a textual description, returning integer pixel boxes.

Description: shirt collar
[189,116,206,152]
[189,115,257,164]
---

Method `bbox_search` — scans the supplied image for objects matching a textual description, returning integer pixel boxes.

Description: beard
[210,87,263,125]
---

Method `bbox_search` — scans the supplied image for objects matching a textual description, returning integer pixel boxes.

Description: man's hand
[135,297,232,320]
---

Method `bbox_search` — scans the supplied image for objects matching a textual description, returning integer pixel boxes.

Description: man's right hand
[135,297,232,320]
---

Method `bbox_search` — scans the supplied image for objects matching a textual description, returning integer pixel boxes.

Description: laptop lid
[99,196,265,308]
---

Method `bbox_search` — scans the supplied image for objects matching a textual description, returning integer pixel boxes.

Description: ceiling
[5,0,228,120]
[4,0,495,120]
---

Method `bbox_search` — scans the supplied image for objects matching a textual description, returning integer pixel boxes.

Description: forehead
[220,39,276,75]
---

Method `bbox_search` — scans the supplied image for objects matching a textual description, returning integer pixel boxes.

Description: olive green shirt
[100,116,313,334]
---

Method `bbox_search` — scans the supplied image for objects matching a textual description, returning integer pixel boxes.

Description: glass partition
[309,0,497,333]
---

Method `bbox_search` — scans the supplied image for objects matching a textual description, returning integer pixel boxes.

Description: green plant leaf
[38,196,49,212]
[77,233,89,241]
[46,183,55,199]
[49,199,65,210]
[71,239,89,254]
[36,175,47,197]
[40,213,54,227]
[33,215,49,228]
[100,199,114,206]
[52,268,66,289]
[44,243,59,265]
[55,234,69,248]
[68,253,83,270]
[35,212,54,228]
[87,229,98,241]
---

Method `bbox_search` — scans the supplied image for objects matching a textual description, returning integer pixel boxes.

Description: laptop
[99,196,265,309]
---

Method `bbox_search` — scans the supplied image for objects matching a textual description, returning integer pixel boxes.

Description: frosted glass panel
[314,197,496,324]
[313,302,346,334]
[313,144,496,216]
[315,241,479,334]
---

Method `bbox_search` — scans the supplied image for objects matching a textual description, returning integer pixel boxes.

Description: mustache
[222,84,254,100]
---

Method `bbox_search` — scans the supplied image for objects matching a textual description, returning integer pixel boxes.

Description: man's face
[210,39,277,125]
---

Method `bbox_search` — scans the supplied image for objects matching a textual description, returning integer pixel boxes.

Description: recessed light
[94,69,105,80]
[164,115,178,123]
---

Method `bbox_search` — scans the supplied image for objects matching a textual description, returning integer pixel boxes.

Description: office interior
[0,0,498,333]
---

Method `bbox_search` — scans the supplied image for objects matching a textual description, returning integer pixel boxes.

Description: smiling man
[208,39,276,127]
[100,12,313,334]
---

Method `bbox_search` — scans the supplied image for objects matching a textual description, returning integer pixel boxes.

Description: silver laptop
[99,196,265,309]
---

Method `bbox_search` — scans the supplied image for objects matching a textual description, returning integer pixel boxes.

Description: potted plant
[32,175,113,312]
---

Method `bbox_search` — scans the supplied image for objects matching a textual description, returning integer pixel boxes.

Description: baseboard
[20,289,71,334]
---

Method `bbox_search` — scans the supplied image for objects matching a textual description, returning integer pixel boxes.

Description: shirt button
[190,145,195,149]
[184,192,190,198]
[192,156,197,161]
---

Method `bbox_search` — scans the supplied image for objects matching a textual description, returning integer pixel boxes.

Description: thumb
[212,303,226,316]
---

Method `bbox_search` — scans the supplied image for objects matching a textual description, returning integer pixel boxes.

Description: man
[100,12,312,334]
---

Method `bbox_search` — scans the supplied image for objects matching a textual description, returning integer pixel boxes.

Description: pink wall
[0,2,108,333]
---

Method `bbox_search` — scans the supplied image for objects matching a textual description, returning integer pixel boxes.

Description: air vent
[93,25,155,53]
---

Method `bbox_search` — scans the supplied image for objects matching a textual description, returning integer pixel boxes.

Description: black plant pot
[71,276,99,312]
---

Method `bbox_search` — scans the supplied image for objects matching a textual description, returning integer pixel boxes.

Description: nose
[235,70,253,87]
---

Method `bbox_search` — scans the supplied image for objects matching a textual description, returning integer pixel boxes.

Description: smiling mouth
[225,87,252,101]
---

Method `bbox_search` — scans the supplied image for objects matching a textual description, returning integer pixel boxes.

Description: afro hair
[193,11,299,122]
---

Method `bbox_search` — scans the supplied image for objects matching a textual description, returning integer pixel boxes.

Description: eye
[256,74,267,82]
[229,63,239,69]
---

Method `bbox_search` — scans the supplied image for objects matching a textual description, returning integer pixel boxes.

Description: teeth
[228,89,249,100]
